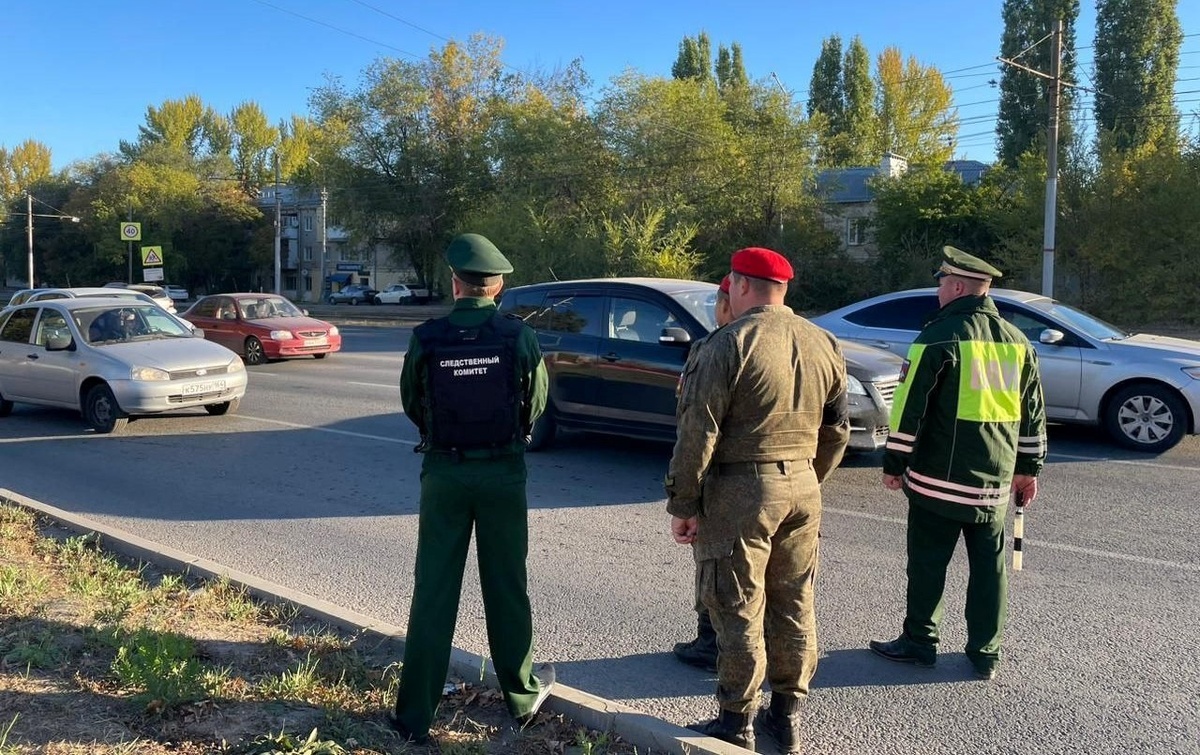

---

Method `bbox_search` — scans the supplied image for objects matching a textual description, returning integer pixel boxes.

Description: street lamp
[22,193,80,288]
[307,157,327,303]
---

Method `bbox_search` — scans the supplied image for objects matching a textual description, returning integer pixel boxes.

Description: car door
[530,292,604,419]
[191,296,238,350]
[995,301,1083,421]
[840,295,939,357]
[0,308,38,401]
[26,307,80,406]
[594,295,693,428]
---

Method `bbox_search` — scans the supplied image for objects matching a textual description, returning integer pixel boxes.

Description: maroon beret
[731,247,793,283]
[718,274,731,294]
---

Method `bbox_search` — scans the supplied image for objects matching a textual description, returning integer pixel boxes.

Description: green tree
[808,35,845,166]
[996,0,1080,167]
[0,139,54,203]
[874,47,956,165]
[228,101,280,196]
[715,43,749,93]
[1093,0,1183,154]
[842,36,877,166]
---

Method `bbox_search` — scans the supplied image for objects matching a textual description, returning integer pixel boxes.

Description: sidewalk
[0,489,748,755]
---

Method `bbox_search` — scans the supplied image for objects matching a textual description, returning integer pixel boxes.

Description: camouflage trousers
[694,459,821,714]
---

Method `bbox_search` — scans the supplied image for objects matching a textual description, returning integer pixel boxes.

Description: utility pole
[318,186,328,303]
[127,198,134,284]
[273,153,282,295]
[997,19,1067,298]
[1042,19,1064,298]
[26,193,33,288]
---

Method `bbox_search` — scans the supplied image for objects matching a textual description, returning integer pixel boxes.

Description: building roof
[816,159,991,204]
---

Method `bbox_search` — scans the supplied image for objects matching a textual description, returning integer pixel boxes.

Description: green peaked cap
[446,233,513,286]
[936,245,1003,281]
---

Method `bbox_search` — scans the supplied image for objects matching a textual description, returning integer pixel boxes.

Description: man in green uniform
[667,248,850,754]
[393,233,554,742]
[672,274,734,672]
[870,246,1047,681]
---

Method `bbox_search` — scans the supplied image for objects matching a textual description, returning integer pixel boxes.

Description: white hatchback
[0,298,247,433]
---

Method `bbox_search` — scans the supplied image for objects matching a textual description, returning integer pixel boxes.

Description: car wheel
[527,404,556,451]
[0,391,13,417]
[328,296,337,305]
[244,337,267,366]
[84,384,128,434]
[204,397,241,416]
[1104,382,1188,453]
[313,353,328,360]
[374,296,383,305]
[350,297,358,306]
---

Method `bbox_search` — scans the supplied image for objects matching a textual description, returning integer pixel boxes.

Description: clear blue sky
[3,0,1197,171]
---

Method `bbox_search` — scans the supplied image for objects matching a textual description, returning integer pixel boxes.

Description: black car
[498,277,903,452]
[327,284,379,305]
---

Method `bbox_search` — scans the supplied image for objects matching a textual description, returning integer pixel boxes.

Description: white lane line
[1049,452,1200,472]
[234,414,417,445]
[0,434,102,444]
[348,381,397,389]
[824,506,1200,573]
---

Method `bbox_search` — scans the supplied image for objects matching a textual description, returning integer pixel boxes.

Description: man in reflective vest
[870,246,1047,681]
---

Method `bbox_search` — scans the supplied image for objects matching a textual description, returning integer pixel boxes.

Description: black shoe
[388,712,430,745]
[758,695,803,754]
[516,663,556,726]
[972,663,998,680]
[869,635,936,667]
[687,709,755,750]
[672,636,718,672]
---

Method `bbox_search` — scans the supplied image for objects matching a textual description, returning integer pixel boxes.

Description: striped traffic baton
[1012,489,1026,571]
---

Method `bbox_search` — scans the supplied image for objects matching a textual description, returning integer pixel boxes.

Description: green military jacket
[883,294,1048,523]
[666,305,851,519]
[400,297,548,457]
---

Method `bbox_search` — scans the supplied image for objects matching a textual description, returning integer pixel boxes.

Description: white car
[3,287,160,314]
[374,283,430,304]
[812,287,1200,452]
[0,298,247,434]
[124,284,178,314]
[163,285,190,303]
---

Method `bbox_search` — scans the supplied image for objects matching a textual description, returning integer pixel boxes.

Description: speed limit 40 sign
[120,222,142,241]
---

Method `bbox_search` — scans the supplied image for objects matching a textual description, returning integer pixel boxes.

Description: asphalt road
[1,321,1197,755]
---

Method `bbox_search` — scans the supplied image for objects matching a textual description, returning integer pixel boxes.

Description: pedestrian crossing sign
[141,246,164,266]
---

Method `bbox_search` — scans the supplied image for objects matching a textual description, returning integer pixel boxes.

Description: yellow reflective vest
[882,295,1047,522]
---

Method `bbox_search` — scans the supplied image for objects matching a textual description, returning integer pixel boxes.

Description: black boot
[687,708,755,749]
[672,611,719,672]
[758,694,803,754]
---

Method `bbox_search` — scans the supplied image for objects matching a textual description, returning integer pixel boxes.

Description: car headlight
[269,330,294,341]
[131,366,171,381]
[328,326,339,336]
[1183,366,1200,380]
[227,357,245,373]
[847,374,868,395]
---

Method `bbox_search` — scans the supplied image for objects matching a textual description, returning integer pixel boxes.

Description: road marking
[1049,452,1200,472]
[235,414,417,445]
[0,434,104,444]
[348,381,397,389]
[824,506,1200,573]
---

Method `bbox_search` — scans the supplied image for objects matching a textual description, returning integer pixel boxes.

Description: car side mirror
[1039,328,1065,345]
[46,334,74,351]
[191,327,205,338]
[301,309,309,316]
[660,327,692,345]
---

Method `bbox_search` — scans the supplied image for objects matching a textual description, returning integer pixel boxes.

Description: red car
[181,293,342,364]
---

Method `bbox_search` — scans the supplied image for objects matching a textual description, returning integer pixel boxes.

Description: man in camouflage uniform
[672,275,734,672]
[870,246,1047,681]
[667,248,850,753]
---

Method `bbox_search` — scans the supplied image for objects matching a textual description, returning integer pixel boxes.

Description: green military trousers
[902,501,1008,667]
[695,460,821,714]
[394,453,542,737]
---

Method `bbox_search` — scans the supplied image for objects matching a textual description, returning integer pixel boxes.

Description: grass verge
[0,502,646,754]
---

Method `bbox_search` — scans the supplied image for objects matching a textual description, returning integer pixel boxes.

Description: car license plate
[182,380,226,396]
[304,337,327,346]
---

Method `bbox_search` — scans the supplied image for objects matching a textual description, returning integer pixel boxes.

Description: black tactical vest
[414,313,524,451]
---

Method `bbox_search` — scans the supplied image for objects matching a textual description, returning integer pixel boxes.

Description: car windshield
[80,305,193,344]
[238,296,303,320]
[1023,297,1128,340]
[668,288,719,332]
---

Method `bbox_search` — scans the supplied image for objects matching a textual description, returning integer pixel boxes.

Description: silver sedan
[811,287,1200,453]
[0,298,247,433]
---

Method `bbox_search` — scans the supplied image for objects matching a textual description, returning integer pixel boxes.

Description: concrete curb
[0,488,748,755]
